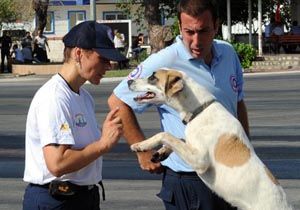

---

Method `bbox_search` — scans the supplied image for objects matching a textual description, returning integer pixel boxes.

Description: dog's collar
[182,99,216,125]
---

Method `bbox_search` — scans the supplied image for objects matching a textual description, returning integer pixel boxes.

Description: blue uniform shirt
[113,36,244,172]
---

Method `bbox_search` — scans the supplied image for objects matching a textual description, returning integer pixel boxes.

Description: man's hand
[137,151,164,174]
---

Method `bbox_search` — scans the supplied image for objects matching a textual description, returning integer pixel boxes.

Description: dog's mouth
[134,91,156,102]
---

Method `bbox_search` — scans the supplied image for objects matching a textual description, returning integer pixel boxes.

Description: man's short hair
[177,0,219,24]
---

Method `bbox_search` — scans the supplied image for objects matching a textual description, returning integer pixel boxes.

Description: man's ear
[166,74,184,97]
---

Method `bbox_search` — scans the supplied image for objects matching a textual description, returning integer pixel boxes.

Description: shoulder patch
[128,65,143,80]
[60,123,70,132]
[214,133,250,167]
[229,75,238,92]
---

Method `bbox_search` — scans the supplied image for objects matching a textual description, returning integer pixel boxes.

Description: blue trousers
[157,168,237,210]
[23,183,100,210]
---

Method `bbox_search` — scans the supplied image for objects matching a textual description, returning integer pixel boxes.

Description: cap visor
[95,48,127,62]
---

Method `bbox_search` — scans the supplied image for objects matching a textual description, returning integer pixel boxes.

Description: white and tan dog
[128,68,293,210]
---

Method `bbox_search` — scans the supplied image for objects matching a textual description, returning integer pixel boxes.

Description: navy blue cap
[63,21,126,62]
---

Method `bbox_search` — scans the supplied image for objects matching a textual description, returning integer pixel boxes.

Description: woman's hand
[99,107,123,153]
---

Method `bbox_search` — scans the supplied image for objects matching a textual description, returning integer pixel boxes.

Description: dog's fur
[128,68,293,210]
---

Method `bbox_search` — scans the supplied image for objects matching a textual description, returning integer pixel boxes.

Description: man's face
[180,11,218,61]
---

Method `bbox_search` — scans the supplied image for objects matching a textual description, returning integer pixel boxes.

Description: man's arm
[108,93,163,173]
[237,100,250,138]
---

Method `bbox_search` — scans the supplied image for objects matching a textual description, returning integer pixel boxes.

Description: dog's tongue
[134,92,155,101]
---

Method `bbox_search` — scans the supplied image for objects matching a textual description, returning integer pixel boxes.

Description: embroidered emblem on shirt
[128,65,142,80]
[60,123,70,132]
[230,75,238,92]
[75,113,87,127]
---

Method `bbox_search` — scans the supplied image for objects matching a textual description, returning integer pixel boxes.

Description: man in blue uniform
[108,0,249,209]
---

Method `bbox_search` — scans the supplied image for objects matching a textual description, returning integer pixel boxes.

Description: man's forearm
[237,100,250,137]
[107,93,145,145]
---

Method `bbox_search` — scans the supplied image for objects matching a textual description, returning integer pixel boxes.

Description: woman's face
[78,50,111,85]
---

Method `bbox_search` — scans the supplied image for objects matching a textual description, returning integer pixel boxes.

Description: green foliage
[0,0,18,28]
[104,69,132,77]
[117,0,291,32]
[0,0,34,30]
[172,16,180,37]
[232,42,257,69]
[116,0,178,32]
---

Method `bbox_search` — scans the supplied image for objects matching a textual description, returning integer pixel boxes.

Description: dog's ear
[166,73,183,97]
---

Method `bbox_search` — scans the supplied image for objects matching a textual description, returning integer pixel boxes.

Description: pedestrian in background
[113,29,128,69]
[23,21,126,210]
[33,30,50,62]
[0,31,12,73]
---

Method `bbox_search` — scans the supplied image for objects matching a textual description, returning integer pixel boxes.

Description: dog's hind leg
[131,132,210,173]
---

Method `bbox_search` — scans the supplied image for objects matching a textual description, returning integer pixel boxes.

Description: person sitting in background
[286,20,300,53]
[10,44,24,64]
[264,18,275,38]
[290,20,300,35]
[272,21,284,36]
[131,33,145,60]
[22,43,33,64]
[264,18,275,54]
[271,21,285,53]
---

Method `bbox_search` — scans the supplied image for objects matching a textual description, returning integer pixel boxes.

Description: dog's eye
[148,74,157,83]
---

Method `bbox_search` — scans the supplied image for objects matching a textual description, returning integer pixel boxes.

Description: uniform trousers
[23,183,100,210]
[157,167,237,210]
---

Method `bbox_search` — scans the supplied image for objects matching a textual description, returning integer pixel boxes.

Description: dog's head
[128,68,184,104]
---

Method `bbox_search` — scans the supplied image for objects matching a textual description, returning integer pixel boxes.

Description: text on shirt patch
[230,75,238,92]
[128,65,143,80]
[75,113,87,127]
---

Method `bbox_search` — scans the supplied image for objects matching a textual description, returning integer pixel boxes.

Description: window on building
[68,11,86,30]
[44,12,54,34]
[103,12,127,20]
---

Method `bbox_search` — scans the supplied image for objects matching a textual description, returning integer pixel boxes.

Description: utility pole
[258,0,263,56]
[248,0,252,45]
[227,0,231,41]
[90,0,96,21]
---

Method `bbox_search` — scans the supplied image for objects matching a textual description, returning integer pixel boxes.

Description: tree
[117,0,176,53]
[117,0,291,45]
[0,0,34,31]
[32,0,49,34]
[0,0,19,30]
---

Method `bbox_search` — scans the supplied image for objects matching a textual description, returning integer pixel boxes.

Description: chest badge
[75,113,87,127]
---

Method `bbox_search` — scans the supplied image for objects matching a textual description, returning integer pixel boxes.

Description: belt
[30,182,95,191]
[165,167,198,178]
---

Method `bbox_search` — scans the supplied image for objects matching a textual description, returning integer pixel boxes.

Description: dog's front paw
[151,152,168,163]
[130,143,146,152]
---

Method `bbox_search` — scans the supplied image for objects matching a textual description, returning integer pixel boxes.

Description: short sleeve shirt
[113,36,244,172]
[23,74,102,185]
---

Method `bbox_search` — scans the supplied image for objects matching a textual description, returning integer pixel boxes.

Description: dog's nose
[127,80,134,87]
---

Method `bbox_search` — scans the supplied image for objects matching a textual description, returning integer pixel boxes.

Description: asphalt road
[0,71,299,210]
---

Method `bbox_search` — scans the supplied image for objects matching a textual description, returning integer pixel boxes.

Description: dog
[128,68,293,210]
